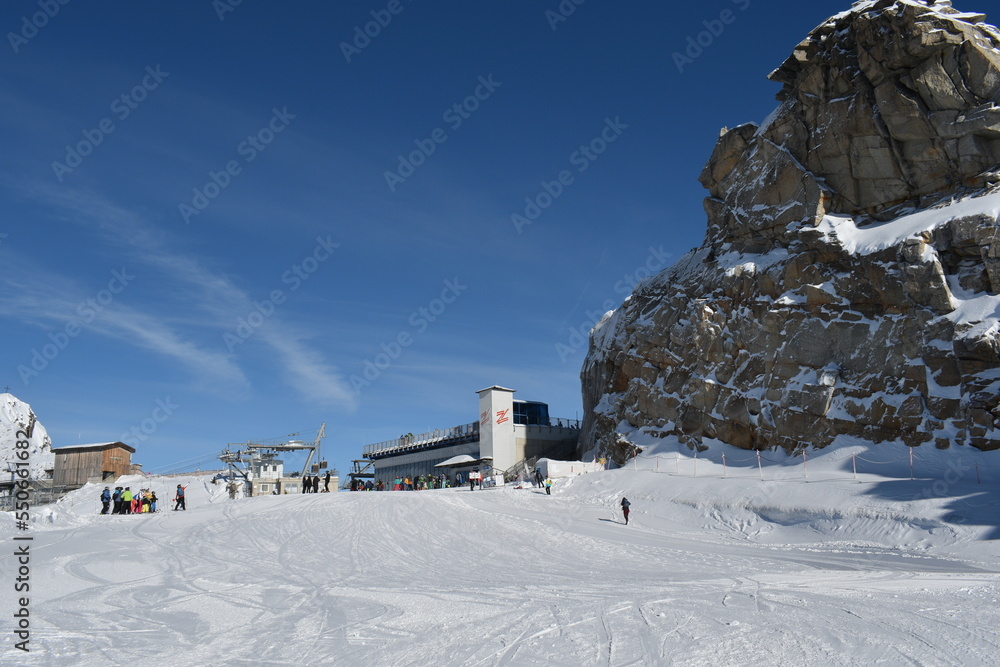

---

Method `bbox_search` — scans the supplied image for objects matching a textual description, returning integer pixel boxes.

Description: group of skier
[390,475,449,490]
[99,484,187,514]
[377,470,557,493]
[301,471,332,493]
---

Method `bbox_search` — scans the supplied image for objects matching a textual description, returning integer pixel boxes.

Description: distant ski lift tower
[247,422,326,478]
[297,422,326,477]
[220,422,327,482]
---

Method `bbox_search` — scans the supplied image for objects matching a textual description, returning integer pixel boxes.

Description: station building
[362,386,581,486]
[52,442,137,488]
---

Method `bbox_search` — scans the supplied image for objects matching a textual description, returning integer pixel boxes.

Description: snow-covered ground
[2,443,998,665]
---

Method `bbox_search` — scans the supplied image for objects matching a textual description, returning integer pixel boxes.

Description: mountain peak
[582,1,1000,461]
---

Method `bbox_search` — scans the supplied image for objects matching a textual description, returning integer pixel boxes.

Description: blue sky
[1,0,853,480]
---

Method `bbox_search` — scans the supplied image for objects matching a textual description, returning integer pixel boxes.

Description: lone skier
[174,484,187,511]
[621,497,630,525]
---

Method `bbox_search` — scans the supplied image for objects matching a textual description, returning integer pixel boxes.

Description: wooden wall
[102,447,132,480]
[53,446,133,487]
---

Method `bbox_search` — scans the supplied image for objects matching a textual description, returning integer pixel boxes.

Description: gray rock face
[582,0,1000,463]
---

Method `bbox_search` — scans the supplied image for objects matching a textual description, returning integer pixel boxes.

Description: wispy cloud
[2,181,357,408]
[0,252,249,393]
[259,329,358,408]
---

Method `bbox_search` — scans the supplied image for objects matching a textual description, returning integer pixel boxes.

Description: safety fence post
[722,453,727,478]
[757,450,763,480]
[802,449,808,479]
[852,453,857,481]
[693,451,698,478]
[909,447,914,480]
[976,463,981,485]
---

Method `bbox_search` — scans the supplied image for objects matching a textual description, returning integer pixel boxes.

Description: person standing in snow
[121,487,133,514]
[112,487,123,514]
[100,487,111,514]
[621,497,631,525]
[534,469,544,488]
[174,484,187,511]
[544,478,552,495]
[324,471,331,492]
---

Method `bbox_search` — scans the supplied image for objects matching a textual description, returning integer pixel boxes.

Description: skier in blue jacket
[100,487,111,514]
[174,484,187,511]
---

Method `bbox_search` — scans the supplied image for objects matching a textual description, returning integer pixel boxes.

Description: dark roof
[52,442,136,454]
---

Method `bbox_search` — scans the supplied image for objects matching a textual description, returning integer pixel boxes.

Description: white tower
[477,386,516,473]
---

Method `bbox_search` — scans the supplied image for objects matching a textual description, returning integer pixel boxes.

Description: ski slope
[2,445,999,666]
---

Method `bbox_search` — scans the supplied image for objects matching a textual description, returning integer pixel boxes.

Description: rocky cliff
[0,393,55,481]
[582,0,1000,462]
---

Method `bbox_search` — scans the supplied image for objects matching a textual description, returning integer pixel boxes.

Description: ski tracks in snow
[7,482,1000,665]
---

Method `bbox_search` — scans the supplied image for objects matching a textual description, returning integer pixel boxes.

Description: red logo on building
[496,409,510,425]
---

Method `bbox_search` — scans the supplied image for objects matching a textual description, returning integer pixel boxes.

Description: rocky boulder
[582,0,1000,463]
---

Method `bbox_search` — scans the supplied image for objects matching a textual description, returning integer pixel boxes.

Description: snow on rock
[582,0,1000,463]
[0,393,54,481]
[816,192,1000,256]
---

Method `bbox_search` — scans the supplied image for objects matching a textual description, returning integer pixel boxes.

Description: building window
[514,401,550,426]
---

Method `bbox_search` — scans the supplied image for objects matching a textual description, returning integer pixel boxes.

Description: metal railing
[527,418,582,430]
[0,483,74,511]
[363,422,481,457]
[362,417,582,458]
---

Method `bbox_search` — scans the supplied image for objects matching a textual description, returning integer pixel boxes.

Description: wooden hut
[52,442,136,488]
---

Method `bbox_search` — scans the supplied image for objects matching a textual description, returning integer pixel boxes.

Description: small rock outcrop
[0,393,55,481]
[582,0,1000,462]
